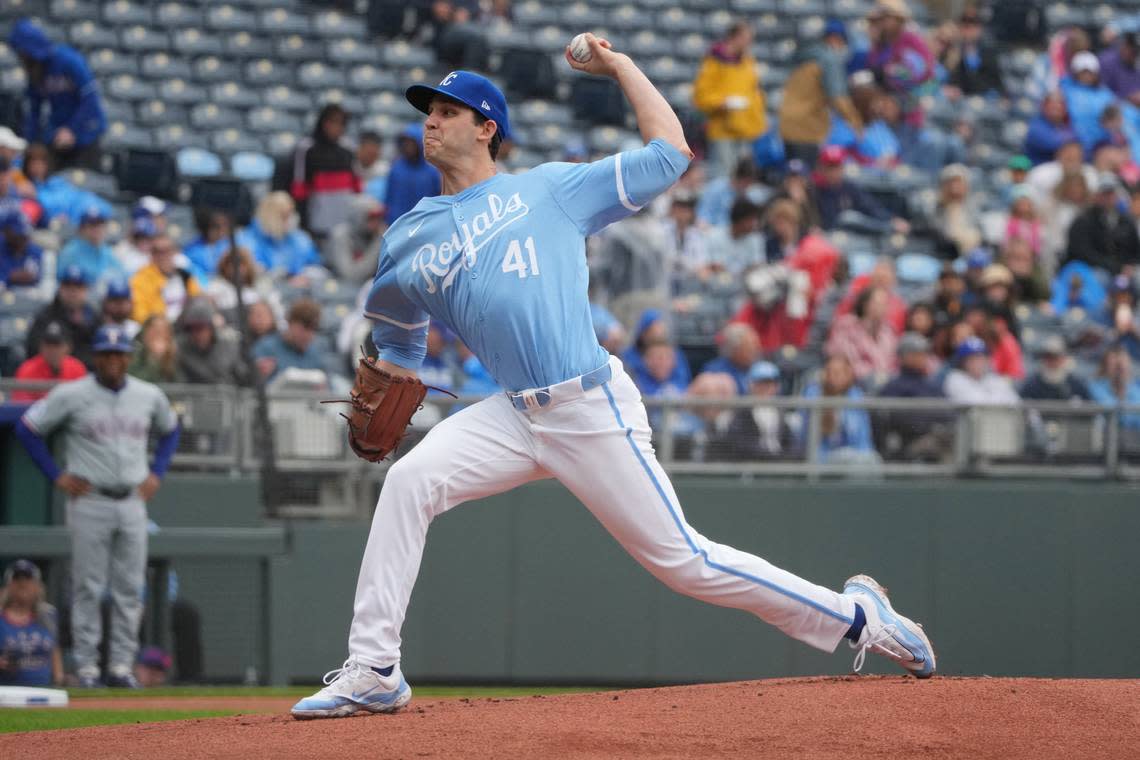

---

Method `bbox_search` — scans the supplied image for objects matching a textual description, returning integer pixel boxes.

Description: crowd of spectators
[6,4,1140,467]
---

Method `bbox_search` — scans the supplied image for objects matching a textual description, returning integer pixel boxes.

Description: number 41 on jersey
[502,236,540,279]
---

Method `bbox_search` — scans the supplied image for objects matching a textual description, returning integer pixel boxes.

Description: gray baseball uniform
[22,375,178,677]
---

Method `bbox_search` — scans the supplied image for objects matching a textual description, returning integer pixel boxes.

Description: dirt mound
[6,677,1139,760]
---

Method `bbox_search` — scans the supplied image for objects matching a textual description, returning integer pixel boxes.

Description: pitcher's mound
[7,676,1140,759]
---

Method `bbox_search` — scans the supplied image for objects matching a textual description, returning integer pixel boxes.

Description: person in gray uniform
[14,325,180,688]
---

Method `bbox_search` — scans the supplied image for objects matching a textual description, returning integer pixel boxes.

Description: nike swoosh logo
[408,220,425,237]
[351,684,382,701]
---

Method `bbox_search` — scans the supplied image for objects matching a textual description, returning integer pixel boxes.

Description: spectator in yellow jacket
[693,21,767,177]
[130,233,202,325]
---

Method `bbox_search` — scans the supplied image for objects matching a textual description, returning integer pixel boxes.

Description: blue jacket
[1024,116,1079,166]
[383,125,441,225]
[1059,77,1115,154]
[9,19,106,148]
[700,356,750,395]
[1089,378,1140,431]
[1050,260,1108,319]
[236,219,320,276]
[800,383,875,461]
[0,238,44,287]
[252,333,338,381]
[183,237,232,284]
[33,176,109,226]
[58,237,124,286]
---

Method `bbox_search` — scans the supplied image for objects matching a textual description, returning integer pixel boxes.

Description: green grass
[0,709,238,734]
[67,684,604,700]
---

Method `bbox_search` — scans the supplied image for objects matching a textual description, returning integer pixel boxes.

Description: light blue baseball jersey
[366,138,690,392]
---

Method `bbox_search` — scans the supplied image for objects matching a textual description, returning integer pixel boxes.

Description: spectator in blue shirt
[622,309,691,392]
[0,208,43,288]
[382,124,441,225]
[701,322,761,394]
[238,192,321,281]
[1060,52,1116,154]
[1024,93,1079,166]
[58,205,124,288]
[183,210,233,284]
[1088,342,1140,432]
[253,298,339,383]
[800,354,878,464]
[0,560,62,687]
[7,18,106,169]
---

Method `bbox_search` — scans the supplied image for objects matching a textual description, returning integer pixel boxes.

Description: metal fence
[6,378,1140,515]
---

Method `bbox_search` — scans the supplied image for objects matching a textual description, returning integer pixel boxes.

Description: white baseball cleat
[842,574,936,679]
[290,657,412,719]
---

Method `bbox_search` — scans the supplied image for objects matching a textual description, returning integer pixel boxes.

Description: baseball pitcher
[15,325,181,688]
[293,34,934,719]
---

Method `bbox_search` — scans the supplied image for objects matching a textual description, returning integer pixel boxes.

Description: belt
[507,363,613,412]
[95,487,133,500]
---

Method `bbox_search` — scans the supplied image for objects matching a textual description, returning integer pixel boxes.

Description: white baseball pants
[348,357,857,667]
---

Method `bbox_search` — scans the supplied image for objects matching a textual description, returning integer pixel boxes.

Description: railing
[5,379,1140,485]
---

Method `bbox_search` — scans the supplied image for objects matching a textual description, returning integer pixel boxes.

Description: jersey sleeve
[539,138,691,236]
[364,238,429,369]
[20,384,73,436]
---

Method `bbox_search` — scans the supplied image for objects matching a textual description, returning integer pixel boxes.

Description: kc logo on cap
[406,70,512,140]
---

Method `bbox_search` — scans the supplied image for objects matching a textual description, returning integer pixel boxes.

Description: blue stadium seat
[107,74,157,102]
[69,21,119,49]
[210,82,261,109]
[190,104,244,130]
[103,0,152,26]
[248,107,304,135]
[896,253,941,285]
[262,85,313,113]
[193,56,241,84]
[260,8,311,34]
[119,25,169,53]
[297,62,348,91]
[172,28,224,57]
[161,78,209,105]
[206,4,258,32]
[244,59,293,86]
[177,147,224,178]
[50,0,99,21]
[155,2,203,29]
[136,99,188,128]
[225,31,274,60]
[328,38,377,65]
[88,48,138,77]
[350,65,399,93]
[156,123,210,151]
[140,52,193,81]
[231,152,276,182]
[210,129,265,156]
[313,10,367,38]
[274,34,325,61]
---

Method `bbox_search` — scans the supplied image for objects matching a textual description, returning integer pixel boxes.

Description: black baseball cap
[41,320,69,345]
[4,558,42,584]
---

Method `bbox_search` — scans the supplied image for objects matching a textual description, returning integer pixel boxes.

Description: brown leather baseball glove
[332,356,429,462]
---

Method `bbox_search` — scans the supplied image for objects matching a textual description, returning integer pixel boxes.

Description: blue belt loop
[508,363,612,411]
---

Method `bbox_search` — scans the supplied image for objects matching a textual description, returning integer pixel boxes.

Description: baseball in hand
[569,33,593,63]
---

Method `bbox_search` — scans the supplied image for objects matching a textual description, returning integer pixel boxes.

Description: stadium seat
[140,52,192,81]
[380,41,437,69]
[69,20,119,49]
[88,48,138,77]
[156,124,210,152]
[516,99,574,127]
[193,56,241,84]
[119,25,169,53]
[328,37,376,65]
[100,98,135,124]
[231,152,276,183]
[896,253,941,285]
[315,90,366,116]
[350,65,399,93]
[136,99,188,128]
[206,4,257,32]
[608,5,642,31]
[190,104,243,130]
[275,34,325,61]
[206,82,258,110]
[513,1,562,27]
[172,28,224,57]
[266,132,300,156]
[107,74,157,102]
[359,113,402,140]
[211,129,265,156]
[646,57,696,84]
[628,30,672,58]
[104,121,155,151]
[501,49,558,99]
[61,168,118,198]
[570,77,627,126]
[259,8,311,35]
[190,177,254,225]
[50,0,98,21]
[248,107,304,136]
[161,78,209,105]
[560,2,607,27]
[225,31,274,60]
[176,147,224,178]
[588,125,640,154]
[103,0,152,26]
[244,59,293,86]
[704,9,735,36]
[297,62,348,91]
[262,86,313,113]
[313,10,367,38]
[154,2,203,29]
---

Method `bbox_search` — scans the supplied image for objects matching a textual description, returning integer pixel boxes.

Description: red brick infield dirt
[5,676,1139,759]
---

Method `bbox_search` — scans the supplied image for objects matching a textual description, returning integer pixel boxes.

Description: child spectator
[0,560,62,687]
[800,354,878,464]
[1004,185,1041,256]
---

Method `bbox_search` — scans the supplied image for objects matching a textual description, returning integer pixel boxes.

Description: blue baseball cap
[0,207,30,235]
[59,264,88,285]
[954,336,988,362]
[966,247,991,269]
[823,18,848,41]
[748,361,780,383]
[4,558,41,584]
[105,277,132,300]
[92,325,134,353]
[131,215,158,238]
[406,70,511,140]
[79,205,109,226]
